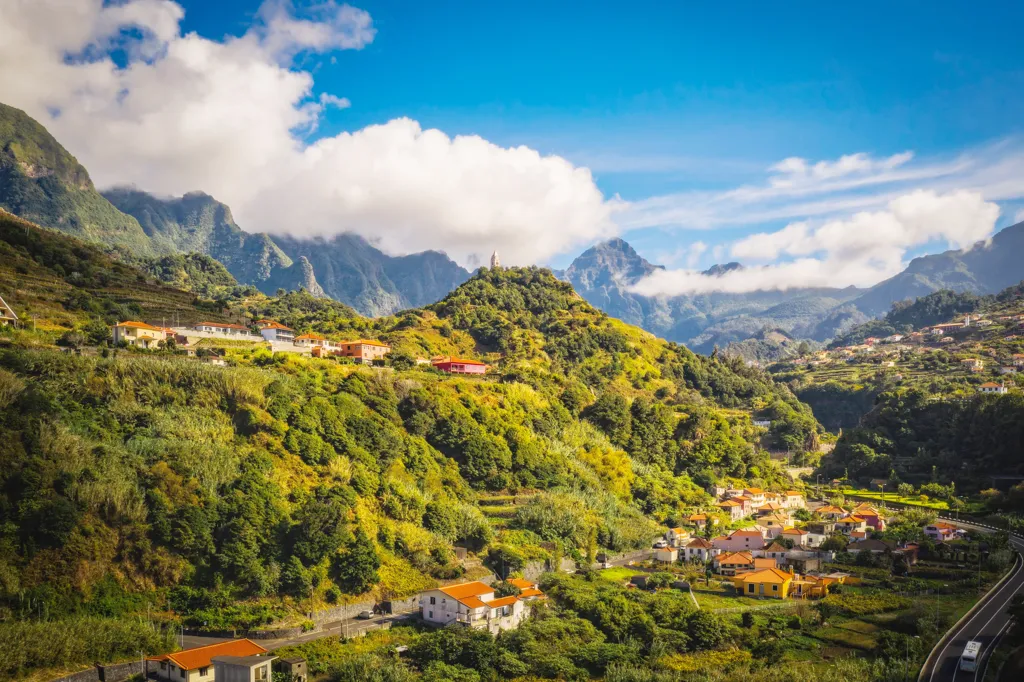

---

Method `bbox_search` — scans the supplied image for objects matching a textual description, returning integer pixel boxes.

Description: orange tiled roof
[687,537,713,548]
[764,542,789,552]
[718,551,754,564]
[508,578,536,589]
[485,595,519,608]
[718,500,740,507]
[785,491,803,496]
[150,639,267,671]
[782,527,808,535]
[460,596,487,609]
[744,488,764,494]
[295,333,327,341]
[689,513,708,521]
[737,568,792,583]
[519,588,544,598]
[258,320,293,331]
[117,320,162,330]
[838,515,865,524]
[440,581,493,600]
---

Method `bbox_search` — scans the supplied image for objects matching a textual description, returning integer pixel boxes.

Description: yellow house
[733,567,793,599]
[113,321,170,348]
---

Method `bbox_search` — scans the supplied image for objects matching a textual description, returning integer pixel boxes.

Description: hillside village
[775,311,1024,396]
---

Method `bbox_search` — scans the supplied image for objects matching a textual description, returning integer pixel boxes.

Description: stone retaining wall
[52,660,146,682]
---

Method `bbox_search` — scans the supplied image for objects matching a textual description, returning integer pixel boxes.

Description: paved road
[924,524,1024,682]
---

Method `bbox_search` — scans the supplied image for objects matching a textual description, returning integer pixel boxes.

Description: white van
[959,640,981,672]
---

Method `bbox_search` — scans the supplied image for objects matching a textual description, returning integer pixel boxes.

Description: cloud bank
[0,0,619,266]
[629,188,1000,296]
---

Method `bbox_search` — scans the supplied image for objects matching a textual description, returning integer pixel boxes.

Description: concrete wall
[52,660,145,682]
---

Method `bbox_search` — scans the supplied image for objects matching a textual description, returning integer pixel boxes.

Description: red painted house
[432,356,488,375]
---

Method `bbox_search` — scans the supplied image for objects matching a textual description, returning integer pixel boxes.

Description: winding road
[922,522,1024,682]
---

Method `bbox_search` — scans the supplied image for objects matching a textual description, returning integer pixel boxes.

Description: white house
[781,527,810,547]
[665,527,691,548]
[782,491,805,509]
[979,382,1008,395]
[257,320,295,343]
[717,499,745,522]
[655,547,679,563]
[835,516,868,536]
[683,537,718,562]
[924,522,958,541]
[419,580,540,634]
[194,321,252,336]
[151,639,269,682]
[742,488,766,506]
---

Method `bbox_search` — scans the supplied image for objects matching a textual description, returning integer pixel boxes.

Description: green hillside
[0,218,823,678]
[769,283,1024,493]
[0,104,155,256]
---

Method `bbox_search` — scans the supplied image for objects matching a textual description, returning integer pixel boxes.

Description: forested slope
[0,220,823,677]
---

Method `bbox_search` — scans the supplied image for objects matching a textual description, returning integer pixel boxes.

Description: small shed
[276,658,307,682]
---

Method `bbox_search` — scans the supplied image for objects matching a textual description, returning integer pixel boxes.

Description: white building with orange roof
[781,526,810,547]
[742,488,766,505]
[836,515,868,536]
[783,491,805,509]
[194,321,252,336]
[924,521,958,541]
[716,499,745,522]
[815,504,847,521]
[113,321,170,349]
[257,319,295,343]
[150,639,270,682]
[683,537,719,562]
[687,512,715,530]
[419,579,540,633]
[665,526,691,548]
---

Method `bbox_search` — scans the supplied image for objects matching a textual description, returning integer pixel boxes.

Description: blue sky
[5,0,1024,291]
[180,1,1024,269]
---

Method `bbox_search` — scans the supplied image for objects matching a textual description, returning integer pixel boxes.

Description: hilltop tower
[490,250,501,269]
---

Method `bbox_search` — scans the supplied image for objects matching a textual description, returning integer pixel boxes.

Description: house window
[430,596,436,605]
[428,610,433,619]
[180,669,186,679]
[257,665,269,681]
[748,584,754,593]
[199,668,208,677]
[772,585,778,592]
[161,663,167,670]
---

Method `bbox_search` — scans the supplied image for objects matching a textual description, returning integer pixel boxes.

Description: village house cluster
[109,319,491,374]
[650,488,927,600]
[788,312,1024,395]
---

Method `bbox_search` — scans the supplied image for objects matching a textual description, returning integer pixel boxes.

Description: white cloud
[629,189,1000,296]
[1014,208,1024,224]
[0,0,618,266]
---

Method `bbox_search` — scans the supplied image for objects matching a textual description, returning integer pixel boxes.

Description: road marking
[929,535,1024,682]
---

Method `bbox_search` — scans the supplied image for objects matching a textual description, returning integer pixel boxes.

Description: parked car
[601,562,613,569]
[357,610,373,619]
[653,540,668,549]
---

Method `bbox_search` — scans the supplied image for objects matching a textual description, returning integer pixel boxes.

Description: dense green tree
[332,527,380,595]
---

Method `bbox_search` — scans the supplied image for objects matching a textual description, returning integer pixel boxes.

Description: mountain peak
[702,262,743,277]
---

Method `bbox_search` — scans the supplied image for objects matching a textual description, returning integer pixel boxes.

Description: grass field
[836,488,950,510]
